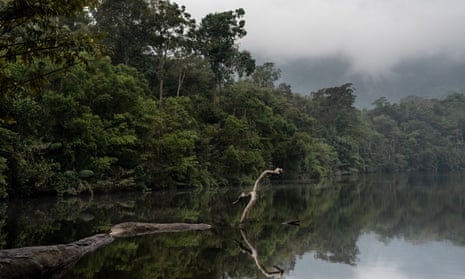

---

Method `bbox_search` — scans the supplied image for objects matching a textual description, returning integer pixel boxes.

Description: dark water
[1,173,465,278]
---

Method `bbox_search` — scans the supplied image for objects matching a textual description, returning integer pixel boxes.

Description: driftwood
[233,168,285,277]
[0,233,112,279]
[110,222,212,237]
[0,222,211,279]
[233,168,283,225]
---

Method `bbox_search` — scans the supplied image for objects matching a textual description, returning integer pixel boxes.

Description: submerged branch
[238,168,283,225]
[234,168,285,277]
[232,192,250,205]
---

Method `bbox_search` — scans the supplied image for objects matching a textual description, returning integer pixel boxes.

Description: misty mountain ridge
[267,54,465,108]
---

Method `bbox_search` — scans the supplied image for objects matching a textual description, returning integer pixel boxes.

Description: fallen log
[0,222,212,279]
[0,233,113,279]
[110,222,212,237]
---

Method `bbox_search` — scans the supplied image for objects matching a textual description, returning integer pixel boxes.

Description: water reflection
[237,228,284,278]
[290,233,465,279]
[2,172,465,278]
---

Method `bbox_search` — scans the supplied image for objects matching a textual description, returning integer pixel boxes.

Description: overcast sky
[289,233,465,279]
[176,0,465,107]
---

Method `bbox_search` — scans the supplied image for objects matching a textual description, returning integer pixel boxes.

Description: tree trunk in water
[0,222,211,279]
[110,222,211,238]
[233,168,283,225]
[0,234,113,279]
[233,170,285,278]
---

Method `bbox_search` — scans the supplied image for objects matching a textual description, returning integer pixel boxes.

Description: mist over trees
[2,0,465,198]
[274,55,465,108]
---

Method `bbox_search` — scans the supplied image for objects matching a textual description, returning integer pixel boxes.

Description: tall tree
[251,62,281,88]
[144,0,195,107]
[310,83,357,136]
[234,50,255,79]
[197,8,247,106]
[93,0,148,66]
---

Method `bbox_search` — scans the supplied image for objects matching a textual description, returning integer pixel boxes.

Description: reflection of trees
[362,173,465,245]
[232,168,286,278]
[293,172,465,265]
[4,194,142,248]
[68,231,226,279]
[3,172,465,277]
[250,172,465,267]
[1,223,210,279]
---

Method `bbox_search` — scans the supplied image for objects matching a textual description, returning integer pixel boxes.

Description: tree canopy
[2,0,465,198]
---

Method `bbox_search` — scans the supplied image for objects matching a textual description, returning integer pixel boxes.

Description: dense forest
[2,0,465,198]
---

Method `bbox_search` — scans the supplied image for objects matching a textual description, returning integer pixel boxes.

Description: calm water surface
[1,173,465,278]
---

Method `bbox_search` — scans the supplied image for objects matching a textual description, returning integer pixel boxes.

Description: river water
[1,173,465,278]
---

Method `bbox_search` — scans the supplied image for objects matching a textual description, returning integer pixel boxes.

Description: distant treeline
[1,0,465,197]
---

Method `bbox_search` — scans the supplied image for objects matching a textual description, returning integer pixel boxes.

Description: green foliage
[144,0,196,103]
[6,173,465,277]
[0,156,7,199]
[93,0,150,66]
[251,62,281,88]
[365,94,465,172]
[0,0,102,97]
[197,7,252,106]
[3,0,465,197]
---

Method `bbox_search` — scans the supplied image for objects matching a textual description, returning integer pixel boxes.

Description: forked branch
[234,168,283,225]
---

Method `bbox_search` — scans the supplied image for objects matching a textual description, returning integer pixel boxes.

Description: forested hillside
[1,0,465,197]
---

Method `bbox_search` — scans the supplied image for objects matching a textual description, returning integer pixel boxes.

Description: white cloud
[353,262,410,279]
[177,0,465,77]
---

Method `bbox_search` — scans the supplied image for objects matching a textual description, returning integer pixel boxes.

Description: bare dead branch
[239,168,283,225]
[232,192,250,205]
[282,219,300,226]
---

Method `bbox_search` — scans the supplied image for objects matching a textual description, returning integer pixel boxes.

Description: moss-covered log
[0,222,212,279]
[110,222,212,237]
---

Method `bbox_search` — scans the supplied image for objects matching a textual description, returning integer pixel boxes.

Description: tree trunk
[0,222,211,279]
[159,78,164,108]
[176,68,186,97]
[0,233,113,279]
[157,51,166,109]
[110,222,211,238]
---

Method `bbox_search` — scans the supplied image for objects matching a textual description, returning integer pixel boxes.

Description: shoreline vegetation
[2,1,465,198]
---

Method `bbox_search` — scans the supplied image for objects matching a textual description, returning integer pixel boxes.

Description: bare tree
[232,167,283,225]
